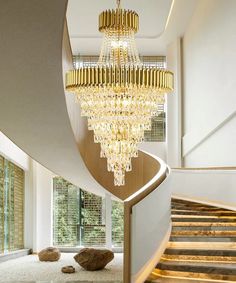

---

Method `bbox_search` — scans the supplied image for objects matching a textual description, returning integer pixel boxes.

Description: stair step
[146,277,223,283]
[171,204,231,210]
[170,236,236,242]
[152,268,236,282]
[157,260,236,274]
[162,254,236,263]
[167,241,236,250]
[173,225,236,231]
[172,222,236,227]
[171,230,236,236]
[171,199,217,207]
[171,205,230,212]
[171,210,236,216]
[172,217,236,222]
[164,248,236,257]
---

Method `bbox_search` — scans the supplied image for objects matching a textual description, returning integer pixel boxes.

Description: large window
[53,177,124,248]
[0,155,24,254]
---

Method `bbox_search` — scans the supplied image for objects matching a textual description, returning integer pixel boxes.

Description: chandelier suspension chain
[117,0,121,9]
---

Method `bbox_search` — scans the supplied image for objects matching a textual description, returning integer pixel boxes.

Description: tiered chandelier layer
[66,0,174,186]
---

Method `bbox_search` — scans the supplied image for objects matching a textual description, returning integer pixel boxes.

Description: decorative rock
[61,265,75,274]
[38,247,61,262]
[74,248,114,271]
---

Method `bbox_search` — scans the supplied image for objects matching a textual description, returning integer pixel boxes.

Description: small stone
[38,247,61,262]
[74,248,114,271]
[61,265,75,273]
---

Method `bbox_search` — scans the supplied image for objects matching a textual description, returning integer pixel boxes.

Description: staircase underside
[147,199,236,282]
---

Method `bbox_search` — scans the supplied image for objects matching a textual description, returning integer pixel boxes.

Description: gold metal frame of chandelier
[99,9,139,33]
[66,67,174,91]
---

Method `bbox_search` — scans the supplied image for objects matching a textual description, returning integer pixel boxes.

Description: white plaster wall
[138,142,166,162]
[24,159,34,249]
[166,38,182,167]
[182,0,236,166]
[185,114,236,167]
[131,173,172,283]
[0,131,29,170]
[33,161,53,252]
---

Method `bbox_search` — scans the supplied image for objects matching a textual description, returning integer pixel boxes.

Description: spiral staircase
[1,1,235,283]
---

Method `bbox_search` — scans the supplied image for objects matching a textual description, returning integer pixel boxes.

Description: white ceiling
[67,0,198,55]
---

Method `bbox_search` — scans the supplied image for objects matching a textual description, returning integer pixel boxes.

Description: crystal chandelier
[66,0,174,186]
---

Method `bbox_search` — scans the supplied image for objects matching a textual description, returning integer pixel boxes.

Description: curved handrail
[124,153,168,205]
[173,167,236,170]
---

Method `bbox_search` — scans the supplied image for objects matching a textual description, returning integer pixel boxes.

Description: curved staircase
[147,198,236,282]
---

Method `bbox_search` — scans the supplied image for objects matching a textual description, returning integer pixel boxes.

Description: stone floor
[0,253,123,282]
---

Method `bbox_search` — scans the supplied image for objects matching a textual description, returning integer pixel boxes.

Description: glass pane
[144,112,166,142]
[53,177,79,247]
[81,190,106,247]
[12,163,24,251]
[4,159,9,252]
[0,156,4,253]
[0,156,24,254]
[112,200,124,248]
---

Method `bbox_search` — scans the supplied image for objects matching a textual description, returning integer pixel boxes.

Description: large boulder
[38,247,61,262]
[74,248,114,271]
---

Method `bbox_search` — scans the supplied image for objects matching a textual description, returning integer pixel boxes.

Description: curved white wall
[130,172,172,283]
[172,169,236,211]
[182,0,236,166]
[0,0,105,196]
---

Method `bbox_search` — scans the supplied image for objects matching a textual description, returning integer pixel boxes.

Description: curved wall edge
[0,0,106,196]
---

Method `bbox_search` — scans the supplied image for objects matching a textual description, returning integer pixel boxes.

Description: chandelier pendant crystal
[66,0,174,186]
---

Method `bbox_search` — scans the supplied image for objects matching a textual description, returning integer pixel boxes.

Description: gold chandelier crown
[99,9,139,33]
[66,0,174,186]
[66,67,173,91]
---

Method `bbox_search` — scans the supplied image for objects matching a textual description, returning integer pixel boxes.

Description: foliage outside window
[53,177,124,248]
[53,178,79,246]
[0,155,24,254]
[80,190,106,247]
[112,200,124,247]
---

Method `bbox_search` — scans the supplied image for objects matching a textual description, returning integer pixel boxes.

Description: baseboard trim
[0,249,31,263]
[58,247,123,253]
